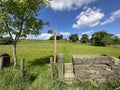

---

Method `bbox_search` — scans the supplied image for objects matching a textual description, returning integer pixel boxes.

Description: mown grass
[0,40,120,90]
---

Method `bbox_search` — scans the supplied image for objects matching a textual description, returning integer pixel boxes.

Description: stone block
[87,69,99,74]
[75,72,89,79]
[112,65,120,75]
[74,65,89,70]
[112,57,120,65]
[88,74,104,79]
[107,74,120,80]
[72,55,113,65]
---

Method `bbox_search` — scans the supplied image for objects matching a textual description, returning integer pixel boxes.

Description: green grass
[0,40,120,65]
[0,40,120,90]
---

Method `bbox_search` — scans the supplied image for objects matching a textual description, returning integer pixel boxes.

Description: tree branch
[5,21,15,44]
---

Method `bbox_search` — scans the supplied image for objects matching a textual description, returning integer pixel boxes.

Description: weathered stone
[112,65,120,75]
[64,63,75,83]
[112,57,120,65]
[107,74,120,80]
[88,74,104,79]
[87,69,99,74]
[58,53,120,83]
[75,72,89,79]
[73,65,89,70]
[72,55,120,82]
[72,55,113,65]
[99,69,114,75]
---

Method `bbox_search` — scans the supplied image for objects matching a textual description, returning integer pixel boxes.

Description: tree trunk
[13,44,17,67]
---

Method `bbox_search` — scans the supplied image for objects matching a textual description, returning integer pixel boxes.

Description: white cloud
[82,30,94,35]
[26,33,53,40]
[72,7,104,29]
[90,21,100,27]
[51,0,97,11]
[3,34,16,39]
[101,9,120,25]
[59,32,70,36]
[116,34,120,38]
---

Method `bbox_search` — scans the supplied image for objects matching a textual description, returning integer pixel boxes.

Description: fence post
[58,53,64,80]
[50,57,53,82]
[0,57,3,70]
[20,58,25,79]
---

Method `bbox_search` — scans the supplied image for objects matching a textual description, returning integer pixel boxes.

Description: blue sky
[28,0,120,40]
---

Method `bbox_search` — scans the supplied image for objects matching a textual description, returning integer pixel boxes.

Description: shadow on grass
[28,55,53,67]
[25,55,59,82]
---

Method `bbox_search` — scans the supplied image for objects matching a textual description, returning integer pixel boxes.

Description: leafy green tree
[112,36,120,44]
[69,34,79,42]
[80,34,89,43]
[49,34,63,40]
[0,0,50,67]
[59,34,63,40]
[90,31,113,46]
[49,35,54,40]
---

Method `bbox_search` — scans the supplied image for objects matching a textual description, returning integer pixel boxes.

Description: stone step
[64,78,75,84]
[64,73,75,78]
[64,63,75,83]
[64,63,74,73]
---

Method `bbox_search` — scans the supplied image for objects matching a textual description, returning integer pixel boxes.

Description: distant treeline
[0,36,12,45]
[69,31,120,46]
[49,34,63,40]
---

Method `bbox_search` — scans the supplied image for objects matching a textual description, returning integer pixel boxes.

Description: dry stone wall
[72,55,120,82]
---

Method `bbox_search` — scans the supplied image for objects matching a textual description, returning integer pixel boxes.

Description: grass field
[0,40,120,65]
[0,40,120,90]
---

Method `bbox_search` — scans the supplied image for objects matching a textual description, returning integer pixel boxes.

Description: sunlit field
[0,40,120,65]
[0,40,120,90]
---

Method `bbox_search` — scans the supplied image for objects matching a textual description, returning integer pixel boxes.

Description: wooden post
[20,58,25,79]
[58,53,64,80]
[50,57,53,81]
[0,57,3,70]
[54,29,57,65]
[48,28,57,66]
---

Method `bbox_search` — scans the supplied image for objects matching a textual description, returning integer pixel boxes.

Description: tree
[59,34,63,40]
[80,34,89,43]
[49,34,63,40]
[49,35,54,40]
[90,31,113,46]
[69,34,79,42]
[112,36,120,44]
[0,0,50,67]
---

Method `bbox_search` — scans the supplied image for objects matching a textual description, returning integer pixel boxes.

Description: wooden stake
[50,57,53,82]
[54,28,57,65]
[0,57,3,70]
[20,58,25,79]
